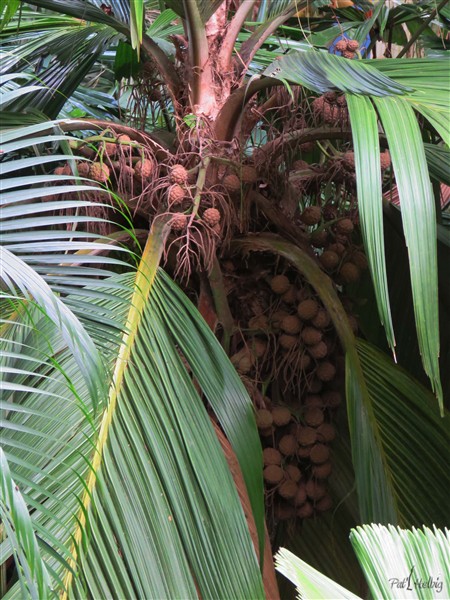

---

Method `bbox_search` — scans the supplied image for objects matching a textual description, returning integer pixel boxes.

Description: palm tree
[1,1,449,597]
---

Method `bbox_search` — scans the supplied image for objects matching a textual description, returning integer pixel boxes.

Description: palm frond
[275,547,362,600]
[350,524,450,600]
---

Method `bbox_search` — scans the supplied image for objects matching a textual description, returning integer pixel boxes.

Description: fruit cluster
[334,38,360,59]
[257,397,338,520]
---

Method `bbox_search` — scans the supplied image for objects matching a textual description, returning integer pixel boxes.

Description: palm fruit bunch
[335,37,359,59]
[312,92,348,126]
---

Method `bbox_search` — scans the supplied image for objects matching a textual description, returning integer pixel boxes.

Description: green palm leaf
[0,448,52,600]
[346,94,395,353]
[2,220,266,598]
[350,524,450,600]
[373,96,442,411]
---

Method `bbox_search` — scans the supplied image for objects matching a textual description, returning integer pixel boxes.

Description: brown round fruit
[346,39,359,52]
[308,341,328,360]
[300,206,322,226]
[169,164,188,184]
[168,184,185,205]
[89,162,110,183]
[270,275,290,295]
[203,207,221,227]
[250,338,267,359]
[297,501,313,518]
[315,494,333,512]
[278,435,297,457]
[304,407,324,428]
[240,165,258,184]
[312,461,333,479]
[322,391,342,408]
[310,230,328,248]
[336,218,354,235]
[297,445,312,458]
[319,250,339,271]
[256,409,273,430]
[316,423,336,443]
[278,480,298,500]
[316,361,336,382]
[76,161,90,177]
[135,158,155,179]
[301,327,322,346]
[342,50,355,59]
[311,309,331,329]
[339,262,361,283]
[297,426,317,446]
[223,173,241,193]
[305,479,327,501]
[281,285,297,305]
[285,465,302,483]
[297,299,319,321]
[310,443,330,464]
[170,213,188,231]
[351,251,368,271]
[274,502,296,520]
[335,39,348,52]
[281,315,302,335]
[328,242,346,256]
[263,465,284,485]
[263,447,282,466]
[298,353,312,370]
[294,483,307,506]
[304,394,324,408]
[279,334,298,351]
[272,406,292,427]
[248,314,269,331]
